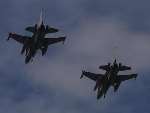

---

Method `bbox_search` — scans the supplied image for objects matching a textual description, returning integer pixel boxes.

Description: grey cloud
[0,0,150,113]
[82,0,150,32]
[25,18,150,113]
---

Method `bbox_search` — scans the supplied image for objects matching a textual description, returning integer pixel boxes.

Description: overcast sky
[0,0,150,113]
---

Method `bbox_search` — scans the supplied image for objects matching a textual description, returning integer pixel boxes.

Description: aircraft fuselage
[24,25,47,63]
[96,66,120,98]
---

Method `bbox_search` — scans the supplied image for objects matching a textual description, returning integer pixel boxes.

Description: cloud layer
[0,0,150,113]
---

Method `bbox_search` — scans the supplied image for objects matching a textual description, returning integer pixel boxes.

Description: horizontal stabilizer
[25,26,36,33]
[46,25,59,33]
[119,65,131,71]
[99,63,110,71]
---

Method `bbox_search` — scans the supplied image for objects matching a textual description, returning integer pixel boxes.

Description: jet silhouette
[80,59,137,100]
[7,10,66,63]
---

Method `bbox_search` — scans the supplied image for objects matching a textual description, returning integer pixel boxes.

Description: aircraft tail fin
[114,59,117,64]
[37,8,44,28]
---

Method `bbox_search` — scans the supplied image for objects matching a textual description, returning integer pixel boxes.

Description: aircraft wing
[25,26,36,33]
[8,33,31,44]
[81,71,104,81]
[43,37,66,45]
[117,74,137,82]
[45,25,59,33]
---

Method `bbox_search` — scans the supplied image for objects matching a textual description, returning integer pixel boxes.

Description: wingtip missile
[7,32,12,41]
[80,70,84,79]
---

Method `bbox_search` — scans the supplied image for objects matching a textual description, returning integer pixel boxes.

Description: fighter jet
[80,59,137,100]
[7,10,66,63]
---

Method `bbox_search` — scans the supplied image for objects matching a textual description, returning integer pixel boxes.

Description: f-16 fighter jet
[7,10,66,63]
[80,59,137,100]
